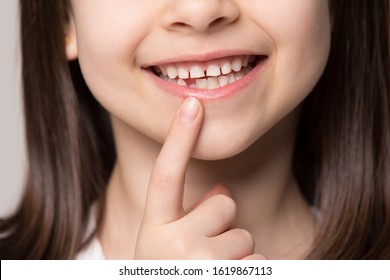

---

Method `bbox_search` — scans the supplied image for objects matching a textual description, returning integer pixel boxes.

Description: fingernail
[179,97,200,124]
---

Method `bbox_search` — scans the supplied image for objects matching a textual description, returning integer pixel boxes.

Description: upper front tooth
[178,68,189,79]
[221,62,232,75]
[242,57,249,67]
[190,66,205,78]
[232,58,242,72]
[206,65,221,77]
[166,66,178,79]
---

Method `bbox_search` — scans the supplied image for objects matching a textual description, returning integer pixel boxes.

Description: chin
[190,132,257,161]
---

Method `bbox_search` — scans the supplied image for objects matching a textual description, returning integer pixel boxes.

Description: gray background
[0,0,25,217]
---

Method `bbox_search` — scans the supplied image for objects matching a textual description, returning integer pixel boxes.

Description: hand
[134,97,265,260]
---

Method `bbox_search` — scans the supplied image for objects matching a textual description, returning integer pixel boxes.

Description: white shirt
[76,237,106,260]
[75,205,106,260]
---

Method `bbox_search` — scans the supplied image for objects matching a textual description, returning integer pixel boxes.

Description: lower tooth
[218,76,229,87]
[207,77,219,90]
[228,73,236,84]
[177,79,187,86]
[196,79,208,89]
[235,72,244,80]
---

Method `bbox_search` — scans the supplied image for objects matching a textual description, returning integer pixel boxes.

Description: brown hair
[1,0,389,259]
[0,0,115,259]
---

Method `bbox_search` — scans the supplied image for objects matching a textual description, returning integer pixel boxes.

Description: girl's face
[68,0,331,160]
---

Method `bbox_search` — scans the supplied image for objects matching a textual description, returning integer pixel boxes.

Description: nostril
[210,17,226,28]
[171,22,190,29]
[167,15,238,33]
[208,16,237,32]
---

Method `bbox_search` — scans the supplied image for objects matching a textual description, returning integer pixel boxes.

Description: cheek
[253,0,331,117]
[72,0,159,92]
[72,2,167,128]
[260,0,331,82]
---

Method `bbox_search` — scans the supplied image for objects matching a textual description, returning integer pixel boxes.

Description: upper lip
[140,50,265,68]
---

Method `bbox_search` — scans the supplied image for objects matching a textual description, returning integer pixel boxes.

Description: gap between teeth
[160,65,253,89]
[162,57,248,80]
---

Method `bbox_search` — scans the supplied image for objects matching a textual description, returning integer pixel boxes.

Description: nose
[162,0,240,34]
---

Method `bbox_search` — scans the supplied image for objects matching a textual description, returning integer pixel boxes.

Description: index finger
[144,97,204,224]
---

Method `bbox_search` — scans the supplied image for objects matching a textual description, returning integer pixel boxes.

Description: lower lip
[143,57,268,101]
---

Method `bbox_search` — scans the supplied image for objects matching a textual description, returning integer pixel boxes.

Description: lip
[142,52,268,101]
[140,50,265,67]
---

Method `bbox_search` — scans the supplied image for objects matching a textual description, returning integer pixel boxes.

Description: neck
[99,108,316,259]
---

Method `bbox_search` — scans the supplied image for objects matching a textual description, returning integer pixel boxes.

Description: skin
[67,0,331,259]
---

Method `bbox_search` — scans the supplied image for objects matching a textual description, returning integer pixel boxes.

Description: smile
[143,53,267,100]
[152,55,260,89]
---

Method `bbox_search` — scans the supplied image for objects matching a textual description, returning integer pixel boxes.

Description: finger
[185,183,232,213]
[144,97,204,224]
[207,228,255,260]
[242,254,267,260]
[181,194,236,237]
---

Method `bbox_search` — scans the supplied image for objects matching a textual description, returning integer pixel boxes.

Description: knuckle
[194,246,219,260]
[236,228,255,248]
[255,254,267,260]
[167,229,194,257]
[212,194,237,213]
[244,254,267,260]
[171,237,191,256]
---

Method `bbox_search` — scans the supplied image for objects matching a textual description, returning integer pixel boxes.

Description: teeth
[177,79,187,86]
[155,55,257,89]
[218,76,229,87]
[195,79,208,89]
[159,70,248,89]
[231,58,242,72]
[242,57,249,67]
[206,65,221,77]
[235,72,244,80]
[221,62,232,75]
[170,69,248,90]
[207,77,219,90]
[228,73,236,84]
[154,66,162,73]
[178,68,189,79]
[190,66,205,78]
[243,68,251,75]
[166,66,178,79]
[160,67,168,76]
